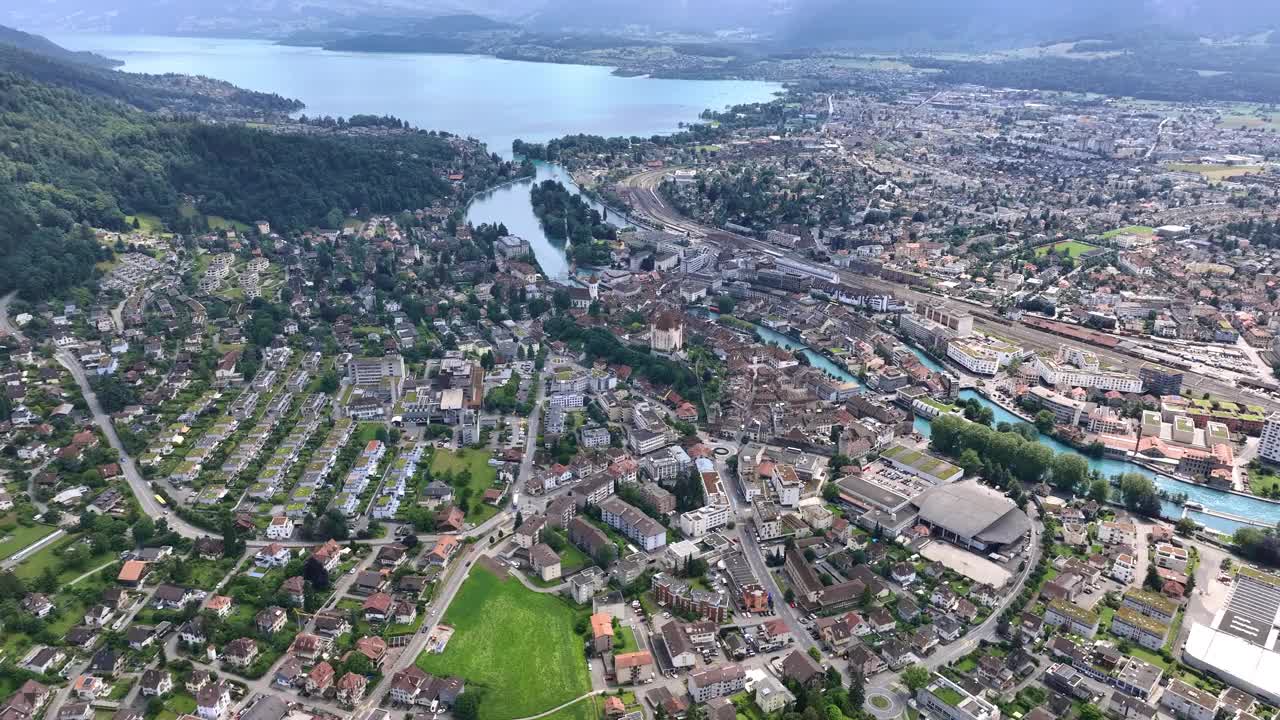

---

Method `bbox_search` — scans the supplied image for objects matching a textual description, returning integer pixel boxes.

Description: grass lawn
[1166,163,1263,181]
[1102,225,1155,239]
[1247,469,1280,498]
[160,692,197,720]
[1123,642,1170,669]
[615,626,638,653]
[416,566,590,719]
[558,543,589,574]
[1099,605,1115,631]
[430,448,501,524]
[13,534,114,583]
[731,693,767,720]
[1034,240,1099,258]
[0,523,58,561]
[535,698,597,720]
[1220,113,1280,131]
[187,556,240,590]
[206,215,251,233]
[356,423,384,444]
[107,679,134,700]
[123,213,164,234]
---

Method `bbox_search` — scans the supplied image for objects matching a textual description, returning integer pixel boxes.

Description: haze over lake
[52,34,781,154]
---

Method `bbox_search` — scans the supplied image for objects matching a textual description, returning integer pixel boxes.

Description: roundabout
[865,685,905,720]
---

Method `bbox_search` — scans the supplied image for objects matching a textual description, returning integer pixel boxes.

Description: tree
[304,557,330,590]
[593,544,617,569]
[1118,473,1162,517]
[1034,410,1056,434]
[848,671,865,710]
[1144,563,1162,592]
[454,693,481,720]
[808,646,822,662]
[132,516,156,546]
[1050,454,1089,494]
[1079,705,1104,720]
[824,666,842,690]
[715,294,736,314]
[318,509,351,541]
[902,665,931,692]
[1087,478,1110,503]
[958,449,983,477]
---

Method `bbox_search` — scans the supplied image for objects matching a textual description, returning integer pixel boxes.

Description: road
[350,535,494,717]
[55,347,207,539]
[918,504,1042,671]
[1,528,66,571]
[617,168,1279,412]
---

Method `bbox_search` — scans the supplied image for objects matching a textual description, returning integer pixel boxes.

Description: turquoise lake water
[50,34,782,156]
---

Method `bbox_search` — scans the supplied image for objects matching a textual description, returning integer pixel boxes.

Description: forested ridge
[0,24,121,68]
[0,43,299,117]
[0,68,474,300]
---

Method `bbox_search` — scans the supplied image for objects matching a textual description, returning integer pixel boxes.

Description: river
[54,34,1274,534]
[737,314,1280,533]
[466,161,626,282]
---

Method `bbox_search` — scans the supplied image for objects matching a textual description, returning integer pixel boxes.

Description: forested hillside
[0,24,121,67]
[0,43,300,117]
[0,69,477,300]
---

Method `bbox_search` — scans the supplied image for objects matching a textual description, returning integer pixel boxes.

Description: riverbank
[971,387,1280,511]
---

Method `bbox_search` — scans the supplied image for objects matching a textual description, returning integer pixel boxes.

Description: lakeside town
[5,77,1280,720]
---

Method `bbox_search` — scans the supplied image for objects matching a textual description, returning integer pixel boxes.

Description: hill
[0,68,484,301]
[0,43,300,118]
[0,24,121,67]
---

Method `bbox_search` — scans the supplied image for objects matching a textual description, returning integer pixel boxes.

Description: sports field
[1033,240,1099,258]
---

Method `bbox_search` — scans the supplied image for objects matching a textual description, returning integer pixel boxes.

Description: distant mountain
[8,0,1280,49]
[776,0,1280,51]
[411,13,514,34]
[2,0,541,37]
[523,0,792,34]
[0,24,121,67]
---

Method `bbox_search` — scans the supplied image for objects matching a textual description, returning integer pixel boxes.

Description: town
[4,74,1280,720]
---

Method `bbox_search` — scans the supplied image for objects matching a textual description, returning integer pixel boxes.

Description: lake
[49,34,782,156]
[52,34,778,279]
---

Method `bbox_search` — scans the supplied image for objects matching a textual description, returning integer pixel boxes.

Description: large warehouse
[913,480,1030,554]
[1183,567,1280,704]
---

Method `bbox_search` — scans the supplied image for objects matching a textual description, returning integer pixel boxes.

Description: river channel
[747,318,1280,534]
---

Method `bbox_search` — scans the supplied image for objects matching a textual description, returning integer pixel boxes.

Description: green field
[13,533,114,583]
[1102,225,1155,239]
[207,215,251,233]
[1034,240,1100,258]
[416,566,590,719]
[123,213,165,234]
[536,699,597,720]
[0,523,58,561]
[1219,113,1280,131]
[429,449,501,523]
[1166,163,1264,181]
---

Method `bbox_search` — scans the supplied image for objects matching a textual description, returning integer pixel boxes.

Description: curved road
[55,346,207,538]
